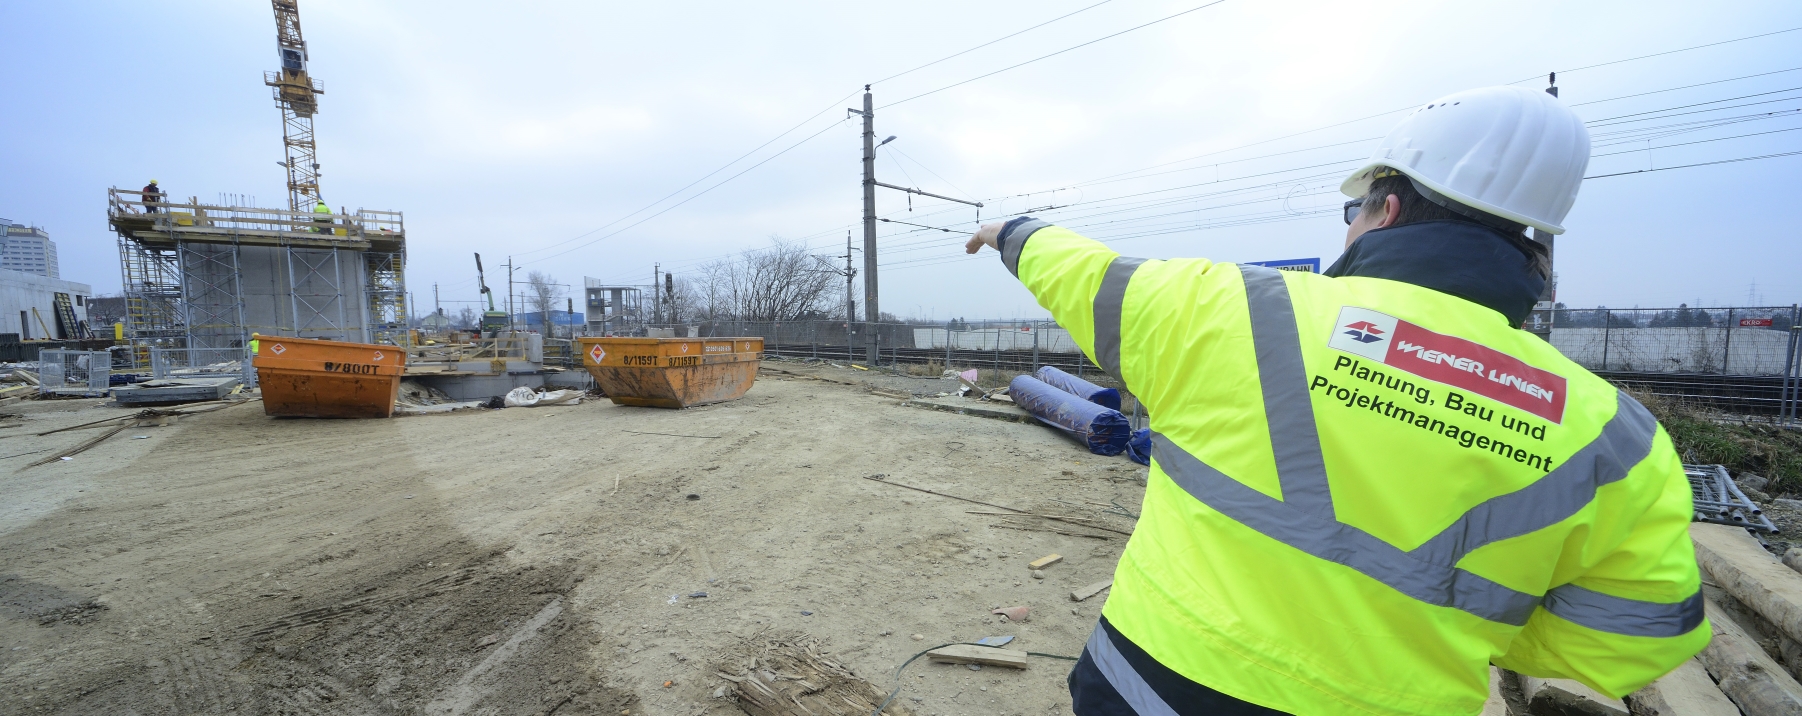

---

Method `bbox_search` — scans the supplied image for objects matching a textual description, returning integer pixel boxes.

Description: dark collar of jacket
[1322,220,1545,326]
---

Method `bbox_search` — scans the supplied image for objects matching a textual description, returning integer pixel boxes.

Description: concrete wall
[183,244,369,348]
[0,268,90,340]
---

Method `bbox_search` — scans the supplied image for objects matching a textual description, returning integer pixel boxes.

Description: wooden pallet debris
[722,635,915,716]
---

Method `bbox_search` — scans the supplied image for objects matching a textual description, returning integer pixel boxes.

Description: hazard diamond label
[680,343,690,354]
[373,351,384,361]
[269,344,286,355]
[589,344,606,363]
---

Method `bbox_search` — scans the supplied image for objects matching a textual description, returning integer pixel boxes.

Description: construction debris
[991,606,1029,622]
[1688,463,1777,532]
[1028,554,1063,570]
[1623,659,1739,715]
[1071,580,1112,602]
[924,644,1028,669]
[719,635,915,716]
[1698,596,1802,712]
[1692,523,1802,646]
[1516,674,1625,716]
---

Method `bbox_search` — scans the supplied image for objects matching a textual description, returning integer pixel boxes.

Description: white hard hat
[1340,86,1590,235]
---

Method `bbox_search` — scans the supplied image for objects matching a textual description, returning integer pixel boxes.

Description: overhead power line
[878,0,1229,109]
[870,0,1114,86]
[1509,26,1802,84]
[1584,148,1802,179]
[512,88,860,259]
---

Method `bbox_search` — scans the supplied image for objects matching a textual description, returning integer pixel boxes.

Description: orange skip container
[253,336,407,418]
[578,337,763,408]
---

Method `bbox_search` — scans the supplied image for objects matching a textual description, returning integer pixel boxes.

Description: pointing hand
[965,222,1005,254]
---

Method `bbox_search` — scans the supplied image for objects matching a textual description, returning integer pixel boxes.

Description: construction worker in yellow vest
[313,200,332,233]
[965,86,1704,715]
[248,332,260,355]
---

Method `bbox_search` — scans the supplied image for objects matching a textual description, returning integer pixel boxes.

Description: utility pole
[433,283,440,316]
[506,257,515,331]
[652,263,661,326]
[856,86,879,364]
[845,229,856,354]
[1528,72,1559,342]
[847,85,983,365]
[566,297,574,340]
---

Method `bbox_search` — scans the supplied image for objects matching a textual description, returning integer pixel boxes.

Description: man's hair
[1362,172,1551,280]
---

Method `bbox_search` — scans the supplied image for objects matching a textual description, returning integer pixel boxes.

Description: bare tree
[526,271,566,336]
[697,237,839,321]
[455,306,478,329]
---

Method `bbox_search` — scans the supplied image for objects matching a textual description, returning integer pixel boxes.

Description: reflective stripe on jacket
[1002,220,1707,715]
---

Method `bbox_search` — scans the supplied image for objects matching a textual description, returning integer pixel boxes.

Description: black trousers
[1068,616,1290,715]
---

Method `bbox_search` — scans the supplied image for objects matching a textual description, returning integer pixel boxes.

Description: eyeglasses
[1343,199,1365,225]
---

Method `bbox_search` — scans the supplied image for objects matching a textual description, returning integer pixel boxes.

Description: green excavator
[473,253,510,334]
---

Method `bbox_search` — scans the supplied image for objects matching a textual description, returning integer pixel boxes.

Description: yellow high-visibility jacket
[1001,220,1707,715]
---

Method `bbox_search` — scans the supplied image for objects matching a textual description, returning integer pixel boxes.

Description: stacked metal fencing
[37,350,111,397]
[149,347,256,387]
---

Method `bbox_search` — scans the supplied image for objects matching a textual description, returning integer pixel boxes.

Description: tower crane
[264,0,324,212]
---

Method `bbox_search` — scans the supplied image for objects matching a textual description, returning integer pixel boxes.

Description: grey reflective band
[1085,624,1181,716]
[1094,257,1147,381]
[1152,433,1542,625]
[999,218,1051,277]
[1239,264,1334,519]
[1407,392,1658,566]
[1543,584,1704,638]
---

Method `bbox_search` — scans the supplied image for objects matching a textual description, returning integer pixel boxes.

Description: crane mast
[264,0,324,211]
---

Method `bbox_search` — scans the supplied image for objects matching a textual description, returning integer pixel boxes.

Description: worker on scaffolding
[312,199,333,234]
[141,179,164,213]
[966,86,1705,715]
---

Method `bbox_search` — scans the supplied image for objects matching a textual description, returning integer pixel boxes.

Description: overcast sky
[3,0,1799,320]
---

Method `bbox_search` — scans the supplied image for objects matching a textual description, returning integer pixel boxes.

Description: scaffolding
[108,188,409,358]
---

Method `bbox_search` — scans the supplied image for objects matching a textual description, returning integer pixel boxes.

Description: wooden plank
[1698,596,1802,713]
[1071,579,1112,602]
[925,644,1028,669]
[1692,522,1802,646]
[1518,674,1626,716]
[1028,554,1064,570]
[1624,658,1737,715]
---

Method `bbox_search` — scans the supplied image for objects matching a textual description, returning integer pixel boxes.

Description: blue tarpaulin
[1009,374,1131,456]
[1034,366,1120,410]
[1126,428,1152,466]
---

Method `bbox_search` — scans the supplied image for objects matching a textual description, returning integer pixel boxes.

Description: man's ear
[1377,194,1402,229]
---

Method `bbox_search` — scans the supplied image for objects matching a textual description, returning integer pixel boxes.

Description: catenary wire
[877,0,1228,109]
[869,0,1115,86]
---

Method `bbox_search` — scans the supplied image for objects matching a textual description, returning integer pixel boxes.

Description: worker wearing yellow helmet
[313,199,332,233]
[966,86,1703,714]
[248,332,261,355]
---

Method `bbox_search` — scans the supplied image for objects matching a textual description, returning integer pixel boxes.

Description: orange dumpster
[253,336,407,418]
[579,337,762,408]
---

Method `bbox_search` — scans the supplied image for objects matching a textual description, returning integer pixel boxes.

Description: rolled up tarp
[1010,374,1131,456]
[1035,366,1121,411]
[1126,428,1152,466]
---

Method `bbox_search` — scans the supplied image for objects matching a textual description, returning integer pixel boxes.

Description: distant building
[0,268,90,340]
[0,219,60,279]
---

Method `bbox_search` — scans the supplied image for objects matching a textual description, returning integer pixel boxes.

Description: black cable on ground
[871,641,1079,715]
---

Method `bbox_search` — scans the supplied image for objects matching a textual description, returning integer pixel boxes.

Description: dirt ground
[0,361,1146,716]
